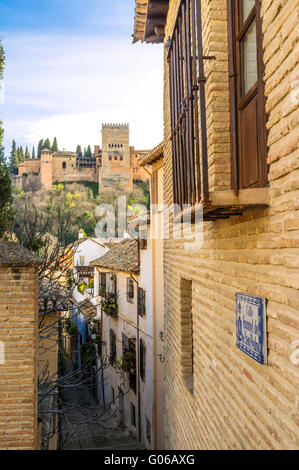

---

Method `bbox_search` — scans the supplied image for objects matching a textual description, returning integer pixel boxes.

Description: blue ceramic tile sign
[236,293,267,365]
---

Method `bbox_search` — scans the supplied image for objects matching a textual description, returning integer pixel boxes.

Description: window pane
[242,20,257,95]
[242,0,255,22]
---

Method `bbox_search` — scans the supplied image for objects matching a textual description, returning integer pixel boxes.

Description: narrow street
[60,375,144,450]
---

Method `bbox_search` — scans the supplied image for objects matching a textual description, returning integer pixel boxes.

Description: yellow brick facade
[162,0,299,449]
[0,266,39,450]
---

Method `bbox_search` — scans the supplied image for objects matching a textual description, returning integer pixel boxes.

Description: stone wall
[0,258,40,449]
[163,0,299,449]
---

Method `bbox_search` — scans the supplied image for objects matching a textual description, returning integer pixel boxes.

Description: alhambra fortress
[14,123,148,193]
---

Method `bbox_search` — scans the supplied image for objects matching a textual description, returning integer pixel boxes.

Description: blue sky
[0,0,163,155]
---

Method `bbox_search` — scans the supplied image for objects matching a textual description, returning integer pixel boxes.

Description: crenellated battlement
[102,123,129,129]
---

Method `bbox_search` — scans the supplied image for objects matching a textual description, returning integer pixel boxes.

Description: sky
[0,0,164,156]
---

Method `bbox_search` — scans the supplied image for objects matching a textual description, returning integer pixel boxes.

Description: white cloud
[2,33,164,151]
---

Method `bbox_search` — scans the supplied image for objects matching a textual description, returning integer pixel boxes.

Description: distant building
[15,123,149,194]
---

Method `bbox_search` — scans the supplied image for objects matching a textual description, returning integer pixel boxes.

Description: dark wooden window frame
[146,416,151,444]
[99,272,107,295]
[140,338,146,382]
[168,0,269,211]
[138,287,146,317]
[130,402,136,427]
[228,0,268,192]
[110,329,116,364]
[127,277,134,303]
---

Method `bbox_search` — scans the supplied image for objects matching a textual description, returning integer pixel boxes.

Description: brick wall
[0,266,39,450]
[163,0,299,449]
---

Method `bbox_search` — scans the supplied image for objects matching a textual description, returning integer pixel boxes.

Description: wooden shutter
[229,0,268,190]
[140,339,146,381]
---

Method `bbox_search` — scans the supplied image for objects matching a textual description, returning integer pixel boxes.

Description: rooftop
[90,238,139,274]
[140,141,164,166]
[132,0,169,44]
[0,241,41,267]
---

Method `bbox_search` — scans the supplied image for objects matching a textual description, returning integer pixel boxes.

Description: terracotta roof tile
[90,238,139,274]
[0,242,41,267]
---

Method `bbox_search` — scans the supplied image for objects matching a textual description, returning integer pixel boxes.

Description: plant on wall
[100,292,118,317]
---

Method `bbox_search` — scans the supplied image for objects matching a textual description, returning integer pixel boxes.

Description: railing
[167,0,211,207]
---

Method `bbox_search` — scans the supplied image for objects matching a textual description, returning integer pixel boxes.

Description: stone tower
[99,123,133,194]
[40,149,53,189]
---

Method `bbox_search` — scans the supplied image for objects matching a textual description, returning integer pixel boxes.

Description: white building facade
[91,235,154,449]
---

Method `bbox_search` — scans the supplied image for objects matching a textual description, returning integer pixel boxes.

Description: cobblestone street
[61,378,144,450]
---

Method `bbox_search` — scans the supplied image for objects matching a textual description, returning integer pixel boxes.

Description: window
[146,416,151,444]
[168,0,267,205]
[138,288,146,317]
[110,274,117,295]
[127,278,134,303]
[114,156,118,161]
[110,329,116,364]
[168,0,209,205]
[120,156,123,161]
[228,0,267,190]
[180,278,194,394]
[140,338,146,382]
[139,228,147,250]
[62,162,66,169]
[130,403,136,427]
[79,255,85,266]
[122,335,137,392]
[99,272,106,295]
[109,156,112,161]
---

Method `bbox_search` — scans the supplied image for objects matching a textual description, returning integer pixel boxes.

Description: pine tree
[43,138,51,151]
[25,145,30,160]
[0,41,13,239]
[10,140,18,172]
[18,146,25,163]
[83,147,87,158]
[0,147,13,239]
[76,145,82,158]
[37,139,44,159]
[85,145,92,158]
[52,137,58,152]
[32,146,36,159]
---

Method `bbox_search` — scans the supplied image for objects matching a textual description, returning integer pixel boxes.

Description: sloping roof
[77,299,97,320]
[0,241,41,267]
[39,279,71,314]
[75,266,94,277]
[140,142,164,166]
[132,0,169,44]
[90,238,139,274]
[53,151,77,157]
[71,238,105,249]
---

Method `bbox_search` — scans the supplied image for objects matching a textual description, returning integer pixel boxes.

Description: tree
[0,151,13,239]
[18,146,25,163]
[76,145,82,159]
[37,139,44,159]
[25,145,30,160]
[10,139,19,173]
[43,138,51,151]
[52,137,58,152]
[84,145,92,158]
[32,146,36,159]
[0,42,13,239]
